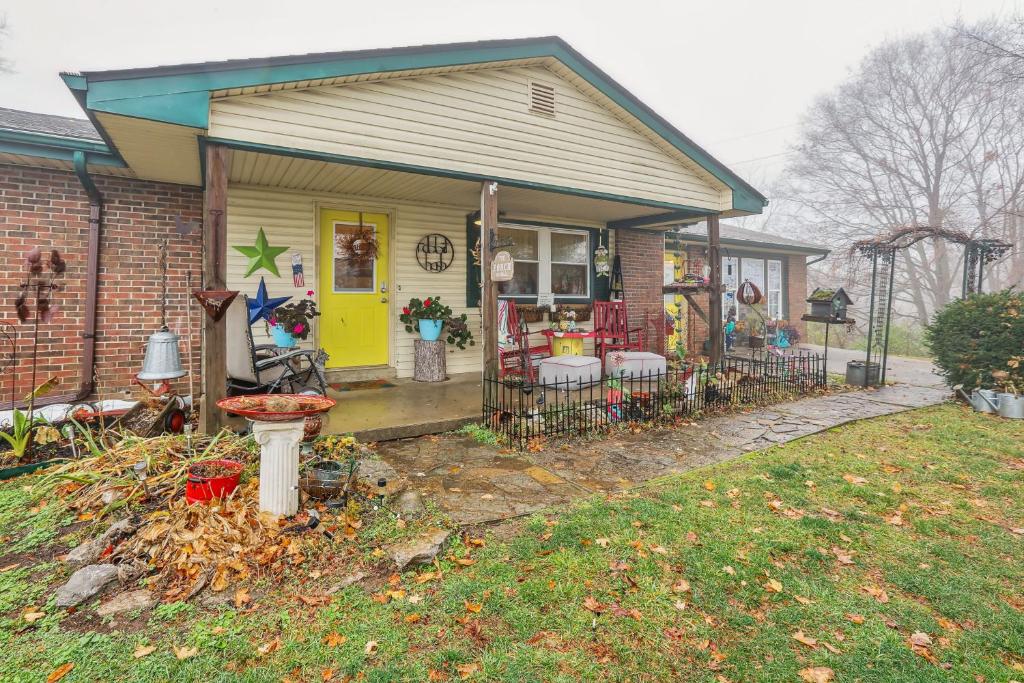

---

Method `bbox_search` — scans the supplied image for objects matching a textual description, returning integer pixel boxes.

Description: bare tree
[776,22,1024,328]
[0,16,11,74]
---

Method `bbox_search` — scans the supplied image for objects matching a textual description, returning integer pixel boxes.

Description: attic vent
[529,81,555,116]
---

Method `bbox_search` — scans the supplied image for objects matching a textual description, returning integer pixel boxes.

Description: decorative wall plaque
[415,233,455,272]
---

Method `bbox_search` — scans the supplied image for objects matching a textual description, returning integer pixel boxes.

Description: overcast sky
[1,0,1021,192]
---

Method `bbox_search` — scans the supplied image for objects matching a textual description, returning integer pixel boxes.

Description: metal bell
[137,326,187,381]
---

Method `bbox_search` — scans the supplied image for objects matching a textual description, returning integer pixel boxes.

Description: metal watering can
[997,392,1024,419]
[969,388,999,413]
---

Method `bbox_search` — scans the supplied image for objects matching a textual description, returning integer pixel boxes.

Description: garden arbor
[853,227,1010,386]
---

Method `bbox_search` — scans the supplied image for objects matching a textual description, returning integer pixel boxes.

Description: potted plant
[268,295,319,348]
[399,296,474,348]
[185,459,244,504]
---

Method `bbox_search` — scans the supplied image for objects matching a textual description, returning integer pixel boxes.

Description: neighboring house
[0,37,766,419]
[664,223,829,352]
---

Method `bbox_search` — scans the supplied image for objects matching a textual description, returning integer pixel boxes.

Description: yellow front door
[318,209,389,368]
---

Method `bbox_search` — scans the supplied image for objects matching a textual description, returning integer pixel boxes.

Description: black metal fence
[483,351,826,450]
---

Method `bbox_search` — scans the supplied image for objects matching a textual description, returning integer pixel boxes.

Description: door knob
[381,296,389,303]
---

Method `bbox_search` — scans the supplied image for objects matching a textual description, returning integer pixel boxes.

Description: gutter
[5,152,102,410]
[806,253,830,266]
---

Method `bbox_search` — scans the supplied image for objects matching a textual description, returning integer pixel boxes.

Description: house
[663,223,829,353]
[0,37,767,430]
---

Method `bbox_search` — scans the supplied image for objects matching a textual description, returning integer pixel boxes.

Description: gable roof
[61,37,766,213]
[669,222,830,256]
[0,106,124,167]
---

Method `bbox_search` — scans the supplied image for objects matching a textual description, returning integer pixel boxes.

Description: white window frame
[766,259,783,320]
[497,223,590,301]
[720,256,785,320]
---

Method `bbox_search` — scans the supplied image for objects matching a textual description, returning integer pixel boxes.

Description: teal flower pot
[270,323,298,348]
[418,318,443,341]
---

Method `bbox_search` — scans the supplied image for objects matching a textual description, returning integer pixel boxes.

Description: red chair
[498,301,549,381]
[594,301,645,370]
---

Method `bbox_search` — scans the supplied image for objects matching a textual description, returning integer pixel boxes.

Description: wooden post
[707,213,723,363]
[480,181,499,374]
[199,144,230,433]
[413,339,447,382]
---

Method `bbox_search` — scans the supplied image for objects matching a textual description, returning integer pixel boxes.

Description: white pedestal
[252,419,304,517]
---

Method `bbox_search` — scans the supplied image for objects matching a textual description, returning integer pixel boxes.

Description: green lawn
[1,403,1023,682]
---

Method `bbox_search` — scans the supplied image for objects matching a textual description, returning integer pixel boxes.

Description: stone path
[376,383,950,525]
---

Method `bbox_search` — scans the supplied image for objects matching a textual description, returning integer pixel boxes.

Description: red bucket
[185,459,244,504]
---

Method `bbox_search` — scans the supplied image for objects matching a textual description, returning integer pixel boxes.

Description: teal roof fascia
[0,128,123,166]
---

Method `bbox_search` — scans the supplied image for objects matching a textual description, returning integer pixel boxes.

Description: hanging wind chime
[137,239,187,393]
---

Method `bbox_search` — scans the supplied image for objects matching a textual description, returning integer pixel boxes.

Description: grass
[1,404,1022,681]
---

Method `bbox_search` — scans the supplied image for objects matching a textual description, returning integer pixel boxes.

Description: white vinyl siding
[225,185,606,377]
[210,65,728,211]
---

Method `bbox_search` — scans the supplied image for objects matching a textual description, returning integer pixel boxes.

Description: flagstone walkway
[375,383,950,525]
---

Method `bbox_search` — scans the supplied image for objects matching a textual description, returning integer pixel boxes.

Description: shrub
[924,289,1024,390]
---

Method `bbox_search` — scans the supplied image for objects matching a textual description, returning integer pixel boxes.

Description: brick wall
[0,163,202,404]
[613,228,664,354]
[786,254,808,343]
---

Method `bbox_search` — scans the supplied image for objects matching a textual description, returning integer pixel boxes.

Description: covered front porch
[211,144,727,435]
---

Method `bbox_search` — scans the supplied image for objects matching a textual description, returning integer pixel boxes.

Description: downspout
[10,152,102,409]
[806,252,829,267]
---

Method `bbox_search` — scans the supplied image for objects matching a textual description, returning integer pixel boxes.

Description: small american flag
[291,252,304,288]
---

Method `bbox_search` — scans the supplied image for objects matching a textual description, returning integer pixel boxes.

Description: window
[767,259,783,319]
[496,224,589,300]
[722,256,785,321]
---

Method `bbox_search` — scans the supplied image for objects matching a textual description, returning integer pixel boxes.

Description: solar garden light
[62,423,78,459]
[132,461,151,499]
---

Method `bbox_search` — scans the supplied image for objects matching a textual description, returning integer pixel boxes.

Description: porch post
[480,180,499,374]
[707,213,723,363]
[199,144,230,433]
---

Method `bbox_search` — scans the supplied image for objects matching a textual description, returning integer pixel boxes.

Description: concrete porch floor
[319,372,480,442]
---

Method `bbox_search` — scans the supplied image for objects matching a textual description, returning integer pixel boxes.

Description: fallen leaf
[910,631,932,647]
[843,474,868,485]
[862,585,890,603]
[673,600,688,610]
[22,608,46,623]
[595,537,610,548]
[583,596,605,613]
[722,565,736,576]
[46,663,74,683]
[257,637,282,655]
[322,669,335,681]
[792,630,818,648]
[650,545,669,555]
[455,662,480,679]
[173,645,198,660]
[234,587,251,609]
[764,579,783,593]
[799,666,834,683]
[323,632,347,647]
[672,579,691,593]
[0,563,21,573]
[846,613,865,624]
[404,613,421,624]
[703,480,716,491]
[298,594,331,606]
[464,600,482,614]
[133,644,156,659]
[364,640,379,655]
[453,557,476,567]
[795,595,813,605]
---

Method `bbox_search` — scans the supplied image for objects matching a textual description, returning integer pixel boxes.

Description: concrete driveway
[800,344,944,388]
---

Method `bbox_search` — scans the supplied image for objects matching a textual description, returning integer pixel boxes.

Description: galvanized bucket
[971,389,1000,413]
[997,393,1024,419]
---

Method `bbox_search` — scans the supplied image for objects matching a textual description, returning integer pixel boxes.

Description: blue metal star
[247,277,291,324]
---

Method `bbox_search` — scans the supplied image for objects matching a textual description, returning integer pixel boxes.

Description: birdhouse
[807,287,853,320]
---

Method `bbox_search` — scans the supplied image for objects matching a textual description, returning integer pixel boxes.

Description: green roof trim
[0,128,124,166]
[66,38,766,213]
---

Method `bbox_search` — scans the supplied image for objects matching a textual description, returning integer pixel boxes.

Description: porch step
[353,415,477,443]
[324,365,397,383]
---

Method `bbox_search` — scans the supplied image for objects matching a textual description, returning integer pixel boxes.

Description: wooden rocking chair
[594,301,646,370]
[497,300,549,382]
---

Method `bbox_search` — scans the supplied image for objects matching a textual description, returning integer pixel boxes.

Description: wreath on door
[334,212,380,262]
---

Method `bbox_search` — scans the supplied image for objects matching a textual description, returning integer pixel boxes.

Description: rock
[393,490,427,519]
[387,529,450,570]
[56,564,119,608]
[327,571,367,594]
[64,516,141,568]
[96,589,156,616]
[116,558,150,584]
[356,458,407,498]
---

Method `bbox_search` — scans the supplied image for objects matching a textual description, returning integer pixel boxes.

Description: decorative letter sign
[490,250,514,282]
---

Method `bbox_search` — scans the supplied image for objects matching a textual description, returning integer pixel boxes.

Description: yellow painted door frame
[317,207,393,369]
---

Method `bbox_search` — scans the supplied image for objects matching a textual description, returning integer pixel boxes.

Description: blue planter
[270,323,298,348]
[418,318,443,341]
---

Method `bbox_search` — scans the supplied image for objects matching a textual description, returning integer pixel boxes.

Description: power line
[711,122,800,145]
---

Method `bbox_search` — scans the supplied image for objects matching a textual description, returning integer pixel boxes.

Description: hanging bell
[137,326,187,381]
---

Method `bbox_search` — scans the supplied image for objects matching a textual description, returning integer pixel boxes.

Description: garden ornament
[234,227,289,277]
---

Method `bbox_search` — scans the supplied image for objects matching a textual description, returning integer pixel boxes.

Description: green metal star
[233,227,289,278]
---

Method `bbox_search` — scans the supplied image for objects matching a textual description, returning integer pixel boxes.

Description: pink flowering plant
[399,296,475,349]
[269,296,319,341]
